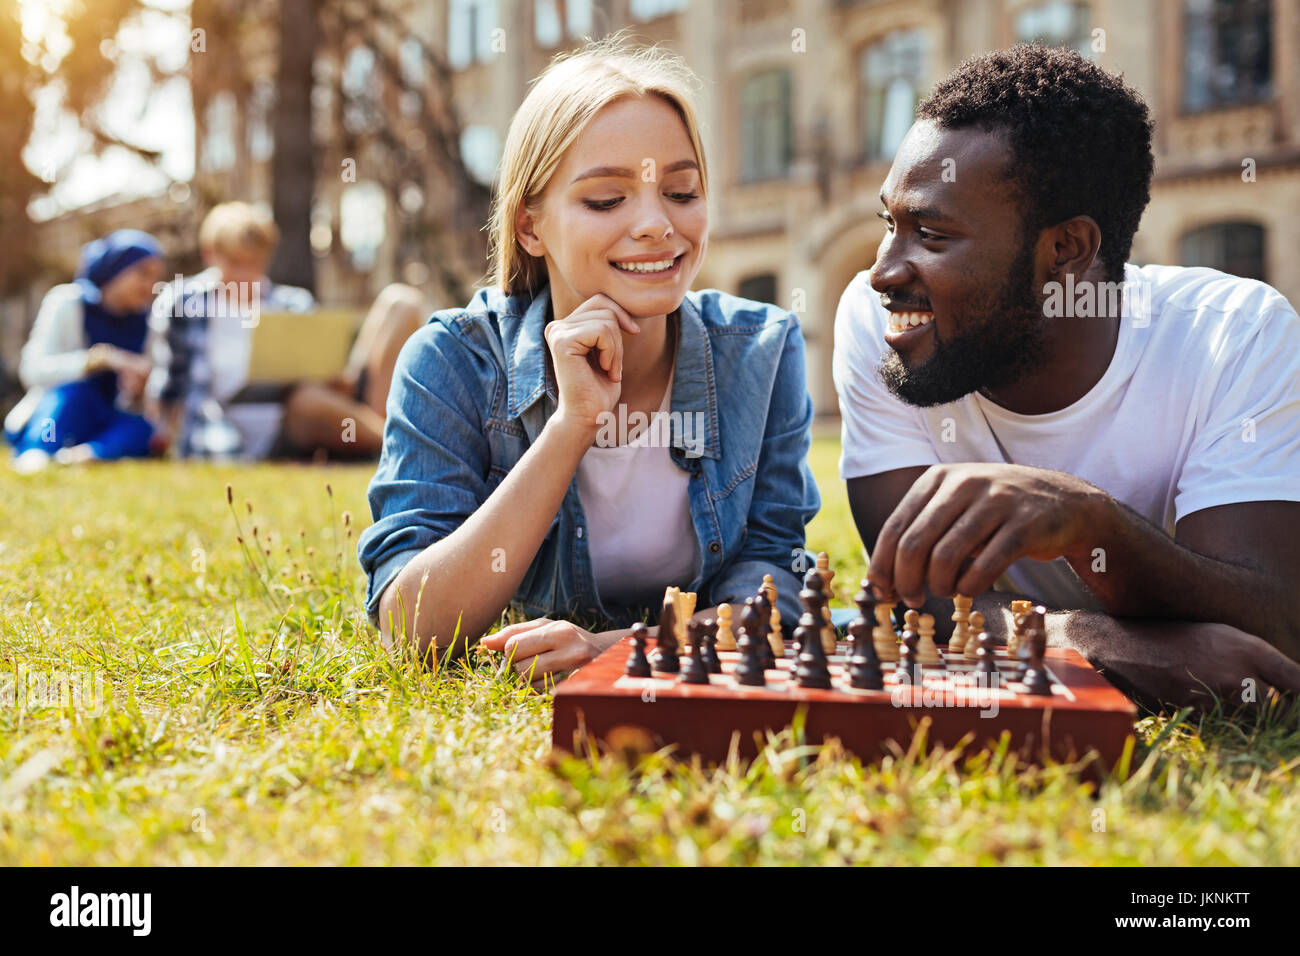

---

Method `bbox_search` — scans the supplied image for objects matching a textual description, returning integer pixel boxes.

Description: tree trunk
[268,0,319,292]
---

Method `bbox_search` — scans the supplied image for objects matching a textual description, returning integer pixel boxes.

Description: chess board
[552,636,1137,768]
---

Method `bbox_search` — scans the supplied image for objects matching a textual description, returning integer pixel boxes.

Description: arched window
[740,70,792,183]
[860,29,928,162]
[1178,222,1266,281]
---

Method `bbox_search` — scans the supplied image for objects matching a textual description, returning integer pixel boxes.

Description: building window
[1179,221,1266,281]
[535,0,594,47]
[737,273,778,306]
[340,181,388,271]
[200,91,238,173]
[630,0,686,21]
[460,125,502,185]
[740,69,792,183]
[246,79,274,164]
[1014,1,1092,56]
[1182,0,1271,112]
[341,45,381,134]
[449,0,500,70]
[860,29,928,162]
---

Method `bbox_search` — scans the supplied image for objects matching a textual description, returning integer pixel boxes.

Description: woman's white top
[575,368,700,607]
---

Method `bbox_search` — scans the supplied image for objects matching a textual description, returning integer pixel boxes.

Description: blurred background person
[148,201,427,461]
[4,229,165,473]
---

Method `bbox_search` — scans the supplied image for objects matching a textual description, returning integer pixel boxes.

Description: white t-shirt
[833,263,1300,610]
[576,370,701,607]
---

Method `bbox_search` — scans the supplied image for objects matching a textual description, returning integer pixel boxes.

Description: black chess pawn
[1021,622,1052,696]
[680,619,710,685]
[847,599,883,690]
[733,601,767,686]
[974,627,999,681]
[746,596,776,670]
[794,611,832,689]
[650,596,680,673]
[625,622,652,678]
[700,618,722,673]
[896,624,920,686]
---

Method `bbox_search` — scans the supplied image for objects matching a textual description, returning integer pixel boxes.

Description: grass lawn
[2,435,1298,865]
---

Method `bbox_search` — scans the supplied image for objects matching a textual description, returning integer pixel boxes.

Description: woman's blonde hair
[487,35,709,298]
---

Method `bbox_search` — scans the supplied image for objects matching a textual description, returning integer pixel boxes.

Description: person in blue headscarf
[3,229,166,472]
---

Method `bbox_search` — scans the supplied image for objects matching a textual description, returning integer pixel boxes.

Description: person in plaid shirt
[147,202,426,460]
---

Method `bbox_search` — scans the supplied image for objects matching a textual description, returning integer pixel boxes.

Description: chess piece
[916,612,943,666]
[815,552,835,592]
[848,589,883,690]
[1014,605,1044,681]
[1020,621,1051,696]
[679,619,709,684]
[625,622,652,678]
[896,620,920,686]
[949,594,973,654]
[701,618,722,673]
[794,610,832,689]
[1007,599,1033,656]
[714,603,736,651]
[851,580,876,634]
[748,595,776,670]
[972,611,998,679]
[768,608,786,660]
[814,553,838,655]
[873,600,900,662]
[650,594,680,673]
[668,587,696,644]
[734,600,767,687]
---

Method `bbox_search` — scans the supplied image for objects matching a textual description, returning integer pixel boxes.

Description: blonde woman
[358,38,820,688]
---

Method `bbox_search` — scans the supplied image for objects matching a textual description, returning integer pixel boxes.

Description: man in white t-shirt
[832,45,1300,711]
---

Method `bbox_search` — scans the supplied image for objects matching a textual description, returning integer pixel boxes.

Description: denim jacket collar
[500,284,720,460]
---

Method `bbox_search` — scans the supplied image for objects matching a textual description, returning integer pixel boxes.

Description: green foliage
[1,442,1298,864]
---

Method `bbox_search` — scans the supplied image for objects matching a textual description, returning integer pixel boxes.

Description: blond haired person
[148,201,427,459]
[358,39,820,687]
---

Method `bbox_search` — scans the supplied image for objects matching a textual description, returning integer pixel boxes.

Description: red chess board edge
[553,635,1139,770]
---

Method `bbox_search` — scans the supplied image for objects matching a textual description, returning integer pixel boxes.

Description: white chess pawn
[916,612,942,665]
[949,595,972,655]
[715,603,736,651]
[768,608,786,659]
[873,602,899,662]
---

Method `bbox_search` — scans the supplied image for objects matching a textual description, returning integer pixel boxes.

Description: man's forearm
[1067,497,1300,656]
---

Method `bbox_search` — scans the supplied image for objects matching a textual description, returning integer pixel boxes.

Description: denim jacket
[357,284,821,633]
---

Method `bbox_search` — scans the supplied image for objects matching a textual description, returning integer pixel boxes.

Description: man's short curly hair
[916,44,1154,282]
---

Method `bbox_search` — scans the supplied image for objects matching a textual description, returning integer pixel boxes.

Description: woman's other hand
[480,618,623,692]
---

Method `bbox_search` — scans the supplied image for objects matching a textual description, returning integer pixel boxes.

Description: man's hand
[1055,612,1300,712]
[480,618,623,692]
[869,463,1108,606]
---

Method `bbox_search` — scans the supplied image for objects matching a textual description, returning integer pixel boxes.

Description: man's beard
[878,241,1047,408]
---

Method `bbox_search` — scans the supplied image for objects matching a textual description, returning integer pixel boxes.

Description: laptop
[244,309,360,385]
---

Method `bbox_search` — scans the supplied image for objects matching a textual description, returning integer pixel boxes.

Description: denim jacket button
[708,540,721,554]
[576,526,584,538]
